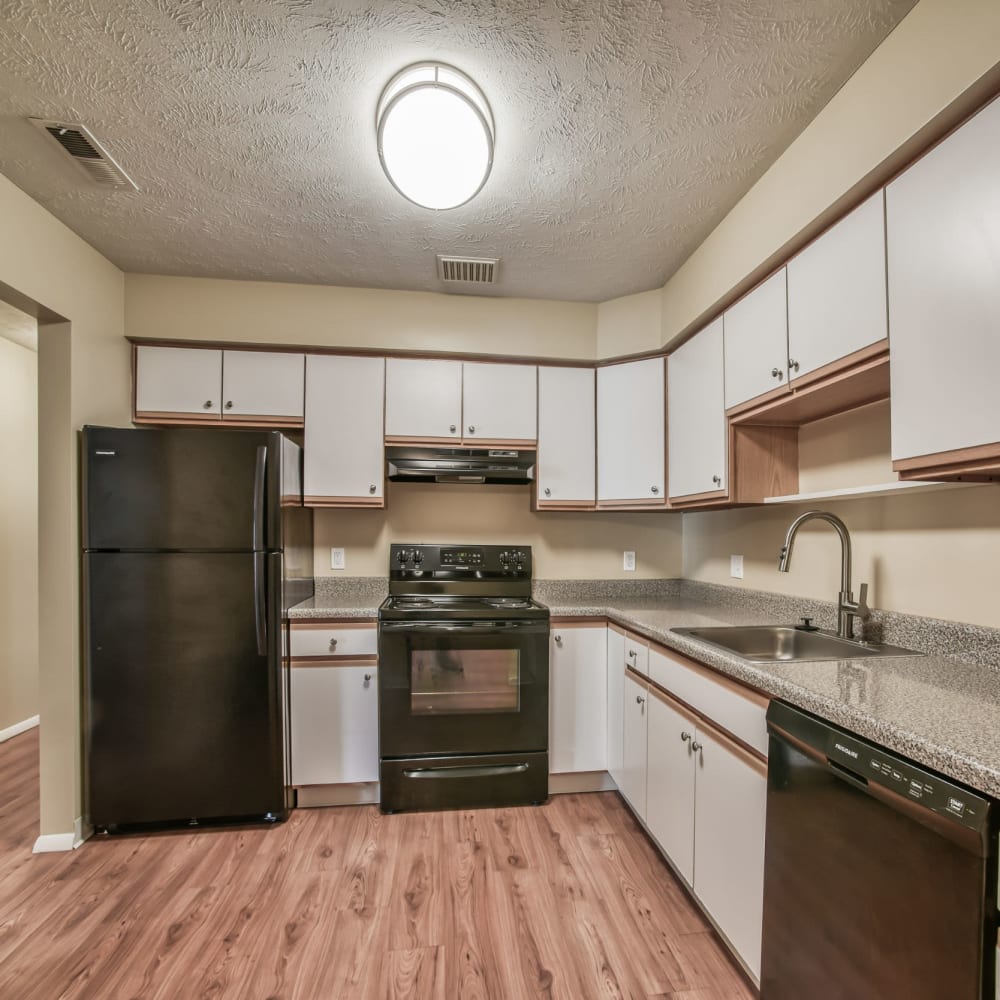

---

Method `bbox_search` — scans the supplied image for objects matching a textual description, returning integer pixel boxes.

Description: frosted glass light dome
[376,63,495,211]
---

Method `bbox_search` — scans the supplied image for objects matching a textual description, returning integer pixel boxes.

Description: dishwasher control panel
[826,730,989,832]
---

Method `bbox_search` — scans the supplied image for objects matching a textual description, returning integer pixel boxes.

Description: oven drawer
[380,751,548,812]
[289,622,377,659]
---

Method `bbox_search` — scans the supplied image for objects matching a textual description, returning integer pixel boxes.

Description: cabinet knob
[203,400,213,409]
[449,424,457,433]
[369,484,377,494]
[544,487,551,496]
[225,400,233,410]
[364,673,372,684]
[691,741,702,752]
[788,358,800,373]
[651,485,659,494]
[681,731,692,742]
[712,475,721,486]
[771,367,784,381]
[329,637,338,650]
[628,648,637,658]
[468,425,475,434]
[636,695,645,705]
[553,634,562,643]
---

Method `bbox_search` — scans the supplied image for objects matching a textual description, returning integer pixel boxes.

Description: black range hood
[386,446,535,485]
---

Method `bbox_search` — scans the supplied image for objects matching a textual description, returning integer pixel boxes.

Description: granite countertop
[290,576,1000,796]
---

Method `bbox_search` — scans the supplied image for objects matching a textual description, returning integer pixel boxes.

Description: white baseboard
[0,715,39,743]
[549,771,617,794]
[33,816,90,854]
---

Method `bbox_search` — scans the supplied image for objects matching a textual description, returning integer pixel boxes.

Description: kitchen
[2,0,1000,997]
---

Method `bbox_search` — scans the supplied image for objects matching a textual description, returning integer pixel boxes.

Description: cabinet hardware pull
[468,425,475,433]
[449,424,457,432]
[691,741,702,752]
[771,367,784,380]
[329,638,338,650]
[712,475,721,486]
[364,674,372,683]
[369,484,376,494]
[203,400,213,409]
[553,635,562,643]
[544,487,551,496]
[628,648,637,658]
[681,732,692,742]
[225,400,233,409]
[636,695,645,704]
[788,358,800,372]
[651,485,659,494]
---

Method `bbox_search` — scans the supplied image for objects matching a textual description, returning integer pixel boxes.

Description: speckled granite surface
[288,577,386,619]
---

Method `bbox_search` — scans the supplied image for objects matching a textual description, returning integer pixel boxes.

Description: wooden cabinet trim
[220,414,304,427]
[625,666,648,687]
[304,495,386,508]
[134,410,222,424]
[667,487,729,506]
[290,655,378,667]
[608,621,627,637]
[647,681,701,728]
[648,640,770,707]
[893,441,1000,476]
[535,500,598,511]
[696,712,768,776]
[549,617,609,627]
[596,499,670,510]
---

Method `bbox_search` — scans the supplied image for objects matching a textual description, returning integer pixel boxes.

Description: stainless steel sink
[671,625,921,663]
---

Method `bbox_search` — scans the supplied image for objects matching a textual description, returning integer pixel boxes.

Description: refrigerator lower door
[84,551,285,827]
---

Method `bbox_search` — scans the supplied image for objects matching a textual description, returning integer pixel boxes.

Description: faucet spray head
[777,545,790,573]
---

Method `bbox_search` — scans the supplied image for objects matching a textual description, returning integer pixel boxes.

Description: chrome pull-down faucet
[778,510,870,640]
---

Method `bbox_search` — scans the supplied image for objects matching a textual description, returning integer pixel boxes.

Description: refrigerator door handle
[253,552,267,656]
[252,445,268,551]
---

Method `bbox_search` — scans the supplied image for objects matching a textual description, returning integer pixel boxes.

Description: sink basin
[671,625,921,663]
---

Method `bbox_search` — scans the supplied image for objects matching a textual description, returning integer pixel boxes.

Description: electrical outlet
[730,554,744,579]
[331,547,346,570]
[623,550,636,572]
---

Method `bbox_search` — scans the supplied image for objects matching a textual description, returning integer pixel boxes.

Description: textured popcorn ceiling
[0,0,916,302]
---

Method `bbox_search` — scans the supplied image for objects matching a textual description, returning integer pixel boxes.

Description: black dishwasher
[761,701,997,1000]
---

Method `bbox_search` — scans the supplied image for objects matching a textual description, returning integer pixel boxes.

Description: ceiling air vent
[436,255,499,285]
[29,118,138,190]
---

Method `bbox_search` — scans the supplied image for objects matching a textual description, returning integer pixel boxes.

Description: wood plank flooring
[0,730,755,999]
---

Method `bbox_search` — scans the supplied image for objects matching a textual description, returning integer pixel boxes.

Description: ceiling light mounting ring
[376,61,495,211]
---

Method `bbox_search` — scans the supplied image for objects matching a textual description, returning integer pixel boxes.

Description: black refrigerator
[82,426,313,831]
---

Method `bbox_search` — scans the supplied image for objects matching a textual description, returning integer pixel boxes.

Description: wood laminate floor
[0,730,755,999]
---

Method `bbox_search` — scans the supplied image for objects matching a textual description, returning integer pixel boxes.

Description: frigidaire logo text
[834,743,859,759]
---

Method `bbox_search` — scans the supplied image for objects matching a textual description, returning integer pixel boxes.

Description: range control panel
[826,732,989,832]
[389,543,532,578]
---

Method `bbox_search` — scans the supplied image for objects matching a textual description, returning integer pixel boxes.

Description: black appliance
[386,445,535,484]
[81,426,313,831]
[378,543,549,812]
[761,700,997,999]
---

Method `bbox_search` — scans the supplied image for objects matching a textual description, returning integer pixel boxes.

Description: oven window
[411,648,520,715]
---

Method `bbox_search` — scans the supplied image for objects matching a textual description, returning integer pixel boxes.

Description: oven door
[378,618,549,758]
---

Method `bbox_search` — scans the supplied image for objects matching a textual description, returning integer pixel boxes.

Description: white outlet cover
[331,547,346,570]
[624,550,636,572]
[730,554,744,579]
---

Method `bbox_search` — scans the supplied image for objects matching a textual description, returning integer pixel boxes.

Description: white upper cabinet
[304,355,385,505]
[222,350,304,420]
[668,319,728,500]
[887,95,1000,463]
[135,345,223,419]
[549,626,607,774]
[384,358,463,440]
[787,191,888,382]
[596,358,666,505]
[723,268,789,409]
[537,366,595,504]
[462,362,537,442]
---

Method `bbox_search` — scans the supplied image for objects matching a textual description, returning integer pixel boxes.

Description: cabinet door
[787,192,887,382]
[724,268,789,409]
[537,366,595,504]
[607,629,625,786]
[384,358,463,440]
[668,319,728,499]
[692,724,767,979]
[135,345,223,420]
[462,362,537,443]
[596,358,665,504]
[620,672,648,819]
[549,626,608,774]
[304,356,385,505]
[646,688,697,885]
[222,350,305,421]
[887,95,1000,462]
[290,665,378,786]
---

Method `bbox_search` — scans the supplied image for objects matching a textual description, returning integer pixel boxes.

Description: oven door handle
[379,620,545,634]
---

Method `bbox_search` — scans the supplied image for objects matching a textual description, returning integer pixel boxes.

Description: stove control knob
[412,550,423,564]
[395,550,407,564]
[499,551,511,569]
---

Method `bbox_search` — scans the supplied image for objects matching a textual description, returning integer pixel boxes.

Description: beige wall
[124,274,598,360]
[0,171,126,840]
[315,484,681,579]
[596,288,663,358]
[650,0,1000,354]
[683,402,1000,628]
[0,335,39,732]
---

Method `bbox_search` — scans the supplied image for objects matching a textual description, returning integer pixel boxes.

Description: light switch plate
[624,550,636,572]
[730,554,744,579]
[331,547,346,570]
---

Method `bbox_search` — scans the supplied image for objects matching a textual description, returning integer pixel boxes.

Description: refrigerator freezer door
[82,427,286,551]
[84,551,284,827]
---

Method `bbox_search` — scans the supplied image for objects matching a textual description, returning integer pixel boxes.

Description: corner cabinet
[536,366,596,508]
[304,355,385,507]
[620,669,649,819]
[133,345,305,427]
[549,625,607,773]
[887,94,1000,481]
[596,358,667,508]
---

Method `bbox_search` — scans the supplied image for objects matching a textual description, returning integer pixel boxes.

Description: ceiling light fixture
[376,62,494,211]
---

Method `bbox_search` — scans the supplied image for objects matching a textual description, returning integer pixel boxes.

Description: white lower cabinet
[606,628,625,786]
[290,665,379,786]
[692,722,767,980]
[620,671,648,819]
[549,626,608,773]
